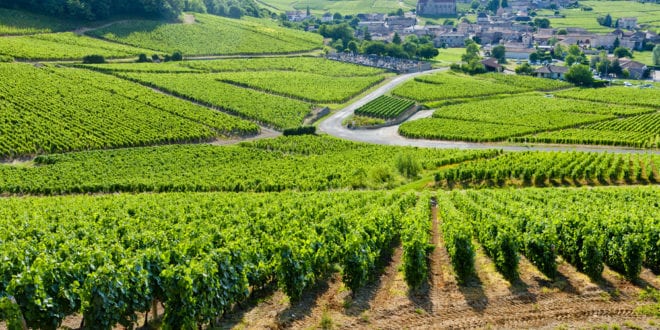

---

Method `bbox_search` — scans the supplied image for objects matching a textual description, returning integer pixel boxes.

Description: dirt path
[214,203,659,329]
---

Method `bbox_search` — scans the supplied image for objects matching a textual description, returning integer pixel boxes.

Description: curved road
[319,69,660,155]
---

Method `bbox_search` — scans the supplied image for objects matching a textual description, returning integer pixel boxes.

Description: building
[321,13,333,22]
[617,17,638,30]
[434,32,468,47]
[417,0,457,16]
[535,65,568,80]
[481,58,503,72]
[285,10,309,22]
[619,59,648,79]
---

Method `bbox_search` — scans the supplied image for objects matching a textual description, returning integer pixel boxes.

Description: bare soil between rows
[218,206,660,330]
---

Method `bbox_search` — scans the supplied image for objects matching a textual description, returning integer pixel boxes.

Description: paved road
[319,69,660,155]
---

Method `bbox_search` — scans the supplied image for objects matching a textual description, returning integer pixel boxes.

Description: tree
[613,37,620,49]
[492,45,506,63]
[486,0,499,13]
[396,8,404,16]
[515,62,535,75]
[501,0,508,7]
[613,47,633,58]
[228,5,243,18]
[557,29,567,35]
[347,40,358,53]
[470,0,480,9]
[306,5,310,16]
[403,42,418,58]
[137,54,150,63]
[534,18,550,28]
[462,40,481,62]
[418,44,439,59]
[333,12,342,20]
[565,64,594,86]
[529,52,540,63]
[653,44,660,66]
[392,32,402,45]
[364,42,386,55]
[597,13,612,27]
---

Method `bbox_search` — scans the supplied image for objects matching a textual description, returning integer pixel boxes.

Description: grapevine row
[355,95,415,120]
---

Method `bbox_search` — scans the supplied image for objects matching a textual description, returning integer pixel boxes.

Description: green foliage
[401,194,433,289]
[0,64,256,159]
[0,32,155,60]
[0,136,493,194]
[90,14,322,56]
[437,151,660,187]
[396,153,422,178]
[557,86,660,108]
[82,54,105,63]
[436,194,476,284]
[0,8,77,35]
[0,297,24,330]
[399,117,537,142]
[565,64,594,87]
[216,70,384,103]
[355,95,415,120]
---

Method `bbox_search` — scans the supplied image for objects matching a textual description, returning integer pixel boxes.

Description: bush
[171,51,183,61]
[283,126,316,136]
[395,153,422,178]
[0,55,13,63]
[137,54,150,63]
[82,54,105,64]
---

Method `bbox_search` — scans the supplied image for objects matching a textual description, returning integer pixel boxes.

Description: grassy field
[432,47,465,66]
[0,8,78,35]
[89,13,322,55]
[257,0,414,15]
[0,32,156,60]
[538,1,660,32]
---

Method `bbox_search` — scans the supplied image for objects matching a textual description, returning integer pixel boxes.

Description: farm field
[2,186,658,329]
[2,5,660,328]
[104,57,391,129]
[391,72,571,102]
[355,95,415,119]
[436,151,660,188]
[0,8,78,35]
[0,136,496,194]
[538,0,660,33]
[257,0,415,15]
[88,14,323,55]
[0,63,257,159]
[0,32,155,60]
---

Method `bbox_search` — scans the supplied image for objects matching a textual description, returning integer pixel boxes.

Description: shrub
[82,54,105,64]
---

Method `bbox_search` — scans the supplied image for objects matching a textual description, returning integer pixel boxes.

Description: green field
[0,32,156,60]
[258,0,415,15]
[436,151,660,187]
[0,136,494,194]
[538,1,660,32]
[432,47,466,65]
[88,14,323,55]
[0,8,78,35]
[392,72,571,102]
[0,63,258,159]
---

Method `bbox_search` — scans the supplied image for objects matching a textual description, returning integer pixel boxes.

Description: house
[477,12,490,24]
[285,10,308,22]
[619,59,648,79]
[357,21,389,36]
[481,58,503,72]
[321,13,333,22]
[417,0,457,16]
[617,17,637,30]
[504,47,535,60]
[387,14,417,29]
[535,65,568,80]
[434,32,468,47]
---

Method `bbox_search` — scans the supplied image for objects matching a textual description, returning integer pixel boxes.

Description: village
[285,0,658,79]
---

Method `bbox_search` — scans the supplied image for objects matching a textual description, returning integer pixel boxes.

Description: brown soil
[2,208,657,330]
[214,205,660,330]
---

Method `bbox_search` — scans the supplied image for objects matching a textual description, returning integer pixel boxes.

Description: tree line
[0,0,261,21]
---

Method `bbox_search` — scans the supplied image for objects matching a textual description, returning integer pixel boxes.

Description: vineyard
[0,190,430,329]
[444,187,660,282]
[108,57,391,129]
[0,8,77,35]
[556,87,660,108]
[216,71,385,103]
[0,136,496,195]
[0,64,258,159]
[88,14,323,55]
[0,32,154,60]
[398,117,538,141]
[354,95,415,120]
[436,151,660,188]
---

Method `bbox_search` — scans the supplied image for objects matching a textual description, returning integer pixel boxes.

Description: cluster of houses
[326,53,433,73]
